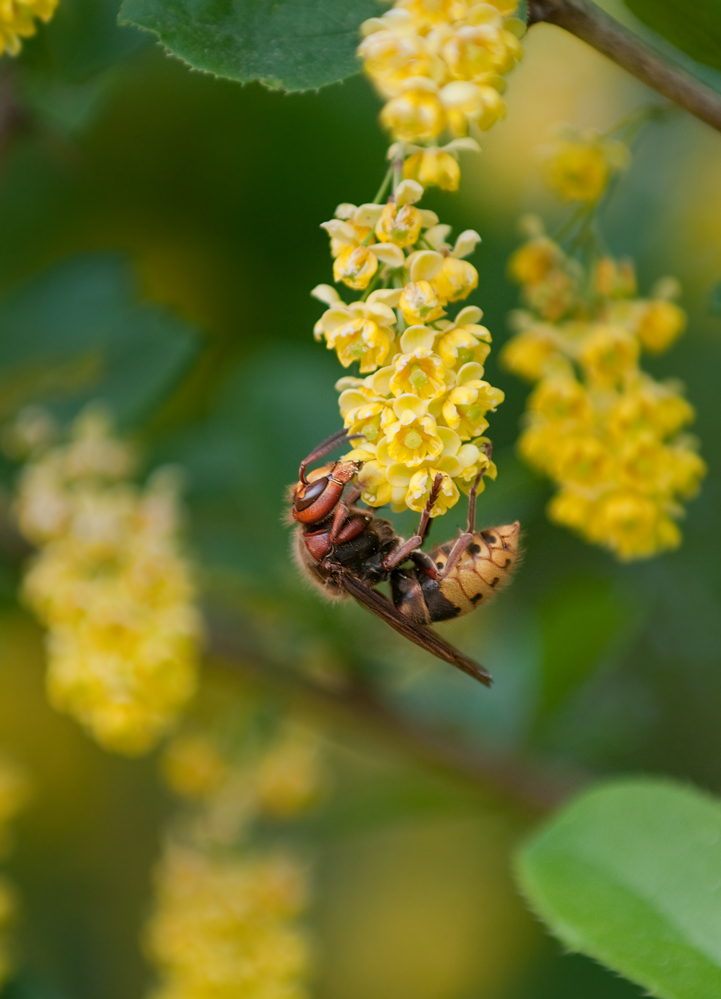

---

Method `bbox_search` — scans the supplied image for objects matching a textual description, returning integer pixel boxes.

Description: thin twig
[527,0,721,134]
[207,612,586,818]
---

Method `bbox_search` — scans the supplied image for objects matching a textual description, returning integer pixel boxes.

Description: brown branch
[207,613,587,819]
[527,0,721,133]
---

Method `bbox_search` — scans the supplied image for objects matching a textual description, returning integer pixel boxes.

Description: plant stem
[372,164,394,205]
[527,0,721,134]
[207,610,586,818]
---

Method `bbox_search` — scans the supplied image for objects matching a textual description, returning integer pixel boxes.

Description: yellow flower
[339,393,390,443]
[390,347,447,400]
[546,485,596,534]
[385,396,444,465]
[405,467,459,514]
[397,0,467,28]
[500,326,558,381]
[436,306,491,368]
[667,444,706,500]
[554,434,609,487]
[389,326,447,400]
[635,299,686,353]
[528,374,592,425]
[442,362,504,438]
[0,0,58,56]
[508,237,562,286]
[579,324,639,384]
[606,378,694,438]
[442,21,522,80]
[333,244,378,289]
[254,726,325,819]
[333,320,392,371]
[357,459,394,506]
[146,844,311,999]
[440,80,506,135]
[541,129,629,203]
[320,205,377,257]
[358,30,435,96]
[593,256,637,298]
[399,280,445,324]
[380,86,447,141]
[403,148,460,190]
[161,733,230,801]
[432,256,478,302]
[375,202,423,247]
[589,491,680,560]
[315,295,397,373]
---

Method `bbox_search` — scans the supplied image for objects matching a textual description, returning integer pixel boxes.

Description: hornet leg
[437,466,487,581]
[328,484,364,544]
[381,473,443,571]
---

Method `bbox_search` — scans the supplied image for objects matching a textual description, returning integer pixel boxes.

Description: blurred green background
[0,0,719,997]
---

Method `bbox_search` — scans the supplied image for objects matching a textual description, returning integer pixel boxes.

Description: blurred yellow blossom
[14,408,202,754]
[145,845,312,999]
[0,0,58,56]
[540,127,630,202]
[504,221,705,560]
[148,714,327,999]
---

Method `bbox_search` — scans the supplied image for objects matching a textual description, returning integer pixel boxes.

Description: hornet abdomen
[391,522,520,624]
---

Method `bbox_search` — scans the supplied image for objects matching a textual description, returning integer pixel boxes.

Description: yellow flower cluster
[0,0,57,56]
[146,845,311,999]
[0,758,29,989]
[503,224,706,560]
[538,126,630,203]
[145,722,324,999]
[162,723,326,842]
[313,177,504,517]
[14,408,202,755]
[358,0,524,177]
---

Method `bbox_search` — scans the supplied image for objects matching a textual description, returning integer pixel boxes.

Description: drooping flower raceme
[0,0,58,56]
[146,845,311,999]
[313,177,504,517]
[146,720,325,999]
[358,0,524,190]
[14,408,202,755]
[503,220,705,560]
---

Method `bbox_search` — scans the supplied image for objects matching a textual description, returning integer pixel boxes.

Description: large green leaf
[117,0,382,91]
[516,779,721,999]
[0,254,199,424]
[622,0,721,73]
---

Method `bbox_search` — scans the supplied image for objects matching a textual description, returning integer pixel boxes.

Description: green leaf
[0,254,199,424]
[117,0,383,91]
[622,0,721,73]
[516,779,721,999]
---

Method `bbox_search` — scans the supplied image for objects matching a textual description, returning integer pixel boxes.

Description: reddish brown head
[292,460,359,525]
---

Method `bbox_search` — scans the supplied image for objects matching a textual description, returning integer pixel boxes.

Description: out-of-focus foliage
[0,1,718,999]
[517,779,721,999]
[622,0,721,75]
[0,256,198,425]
